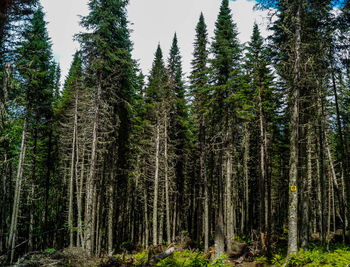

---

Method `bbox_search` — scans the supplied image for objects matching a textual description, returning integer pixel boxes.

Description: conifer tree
[210,0,241,256]
[7,5,56,262]
[148,45,168,245]
[167,34,188,238]
[78,0,135,254]
[244,22,275,251]
[189,12,210,252]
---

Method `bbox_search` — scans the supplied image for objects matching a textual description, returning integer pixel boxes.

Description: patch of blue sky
[252,0,346,9]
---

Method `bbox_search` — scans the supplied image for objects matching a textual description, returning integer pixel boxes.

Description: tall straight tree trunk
[327,166,331,242]
[0,63,11,253]
[164,113,171,244]
[330,55,348,236]
[85,78,101,255]
[325,130,346,242]
[0,150,8,252]
[200,119,209,253]
[44,128,53,248]
[317,91,326,245]
[77,138,85,248]
[8,118,27,263]
[225,126,233,252]
[68,93,78,248]
[153,121,160,246]
[158,187,164,244]
[172,199,177,241]
[91,183,97,254]
[75,131,80,247]
[143,186,149,248]
[301,125,312,249]
[28,129,38,252]
[315,136,323,236]
[108,166,115,256]
[215,130,225,259]
[243,123,250,235]
[288,1,301,256]
[259,87,267,249]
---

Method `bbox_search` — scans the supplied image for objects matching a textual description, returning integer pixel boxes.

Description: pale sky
[40,0,270,85]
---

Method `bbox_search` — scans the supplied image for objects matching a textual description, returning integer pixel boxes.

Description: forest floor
[8,238,350,266]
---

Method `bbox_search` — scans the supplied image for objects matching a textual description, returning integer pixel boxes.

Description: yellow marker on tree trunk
[291,185,297,192]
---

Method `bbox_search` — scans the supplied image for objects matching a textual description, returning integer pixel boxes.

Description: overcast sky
[41,0,270,85]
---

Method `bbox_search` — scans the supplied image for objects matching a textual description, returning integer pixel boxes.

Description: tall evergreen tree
[146,44,169,246]
[189,12,210,252]
[7,5,56,262]
[210,0,241,256]
[78,0,135,254]
[167,33,188,238]
[244,22,275,251]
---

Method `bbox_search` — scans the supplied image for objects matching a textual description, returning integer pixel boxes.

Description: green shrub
[269,245,350,266]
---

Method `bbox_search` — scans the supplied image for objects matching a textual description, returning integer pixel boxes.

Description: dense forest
[1,0,350,266]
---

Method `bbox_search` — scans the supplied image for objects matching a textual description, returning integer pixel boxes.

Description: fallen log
[142,247,175,266]
[153,247,175,263]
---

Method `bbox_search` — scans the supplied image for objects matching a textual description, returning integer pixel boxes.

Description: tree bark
[226,126,233,252]
[85,77,101,255]
[164,113,171,244]
[8,118,27,264]
[301,125,312,249]
[153,121,160,246]
[108,168,115,256]
[198,115,209,252]
[243,123,250,236]
[288,1,301,256]
[68,92,78,248]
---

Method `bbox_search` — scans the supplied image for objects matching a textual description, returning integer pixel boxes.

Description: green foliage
[269,245,350,266]
[44,248,56,253]
[132,249,149,264]
[156,250,230,267]
[210,254,229,267]
[112,249,229,267]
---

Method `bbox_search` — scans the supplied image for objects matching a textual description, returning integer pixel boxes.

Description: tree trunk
[301,125,312,249]
[226,126,233,252]
[143,186,149,248]
[243,123,250,236]
[214,210,225,259]
[159,187,164,245]
[85,77,101,255]
[1,62,11,253]
[164,113,171,244]
[215,134,225,258]
[259,86,268,249]
[8,118,27,264]
[330,55,348,238]
[288,1,301,256]
[153,121,160,246]
[108,168,114,256]
[68,93,78,248]
[28,129,38,252]
[77,138,85,248]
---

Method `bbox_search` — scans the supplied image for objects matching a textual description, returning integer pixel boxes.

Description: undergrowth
[269,244,350,266]
[108,249,229,267]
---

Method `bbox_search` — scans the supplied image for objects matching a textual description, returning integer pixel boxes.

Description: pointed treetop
[64,51,83,90]
[249,22,263,49]
[147,44,167,102]
[155,43,163,60]
[211,0,240,85]
[168,32,182,78]
[190,11,208,88]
